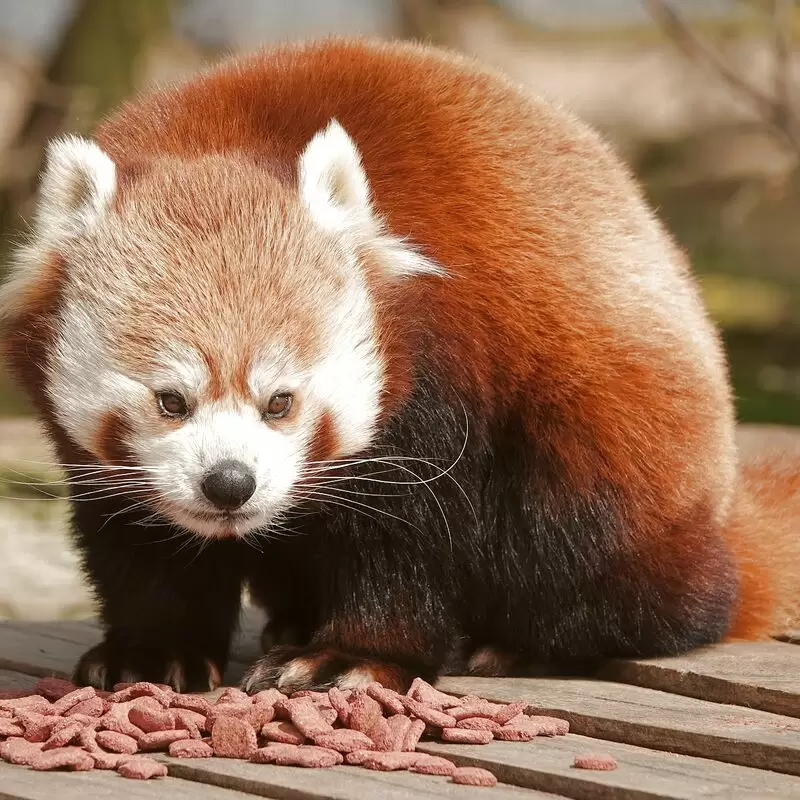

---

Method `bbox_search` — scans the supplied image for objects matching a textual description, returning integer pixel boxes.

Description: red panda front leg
[70,497,246,692]
[242,529,456,694]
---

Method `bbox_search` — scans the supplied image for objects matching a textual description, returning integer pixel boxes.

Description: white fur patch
[298,119,444,280]
[138,399,306,538]
[299,119,371,235]
[307,269,384,455]
[275,658,315,692]
[336,667,378,691]
[0,137,116,327]
[47,305,148,452]
[37,135,116,243]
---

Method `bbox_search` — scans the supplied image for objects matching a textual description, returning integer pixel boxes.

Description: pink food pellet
[285,697,334,738]
[206,702,252,730]
[290,690,329,702]
[407,678,461,710]
[366,716,395,752]
[249,688,286,706]
[411,755,457,776]
[169,739,214,758]
[170,694,211,714]
[30,746,95,772]
[492,725,538,742]
[457,717,501,731]
[129,705,174,733]
[386,714,412,750]
[0,737,44,765]
[0,719,24,737]
[327,687,351,725]
[347,692,383,736]
[365,683,405,715]
[262,720,305,745]
[79,726,100,752]
[0,696,51,715]
[451,702,505,721]
[573,754,618,771]
[110,682,172,708]
[117,755,169,779]
[66,696,106,718]
[217,687,250,705]
[96,730,139,754]
[52,686,96,715]
[138,729,190,751]
[440,727,493,744]
[344,749,375,765]
[493,701,527,725]
[172,709,203,738]
[361,751,421,771]
[34,678,78,702]
[247,703,275,731]
[211,715,257,759]
[92,752,128,770]
[276,745,343,768]
[42,720,83,750]
[312,729,375,754]
[401,697,457,728]
[520,715,569,736]
[452,766,498,786]
[402,718,426,752]
[250,744,300,764]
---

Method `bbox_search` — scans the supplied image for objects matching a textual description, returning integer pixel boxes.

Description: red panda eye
[156,391,188,419]
[265,392,293,419]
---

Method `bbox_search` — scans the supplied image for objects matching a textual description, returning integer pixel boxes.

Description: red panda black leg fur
[68,488,246,692]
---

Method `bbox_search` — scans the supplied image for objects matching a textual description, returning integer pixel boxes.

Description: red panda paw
[73,640,223,693]
[241,645,417,695]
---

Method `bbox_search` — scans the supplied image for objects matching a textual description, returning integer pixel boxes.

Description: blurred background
[0,0,797,620]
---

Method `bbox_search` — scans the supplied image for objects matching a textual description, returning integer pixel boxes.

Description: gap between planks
[439,676,800,777]
[599,641,800,718]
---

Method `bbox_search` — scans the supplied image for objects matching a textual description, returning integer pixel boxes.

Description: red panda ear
[298,119,445,280]
[298,119,371,235]
[35,134,117,244]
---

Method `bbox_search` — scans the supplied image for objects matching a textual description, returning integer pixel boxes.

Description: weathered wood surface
[164,757,549,800]
[0,761,266,800]
[3,612,800,798]
[419,736,800,799]
[600,641,800,717]
[438,676,800,776]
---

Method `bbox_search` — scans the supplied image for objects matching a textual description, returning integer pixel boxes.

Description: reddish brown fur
[2,37,797,644]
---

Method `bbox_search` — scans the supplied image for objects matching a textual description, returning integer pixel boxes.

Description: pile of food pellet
[0,676,612,786]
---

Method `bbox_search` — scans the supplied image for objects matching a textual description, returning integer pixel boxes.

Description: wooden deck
[2,610,800,799]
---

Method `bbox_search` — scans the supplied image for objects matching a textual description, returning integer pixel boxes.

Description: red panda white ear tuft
[298,119,445,279]
[35,134,116,243]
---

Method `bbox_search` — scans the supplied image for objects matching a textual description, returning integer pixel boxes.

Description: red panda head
[0,121,442,538]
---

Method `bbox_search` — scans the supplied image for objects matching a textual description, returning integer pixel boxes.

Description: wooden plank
[0,621,250,685]
[438,676,800,776]
[164,757,553,800]
[420,734,800,799]
[599,642,800,717]
[0,762,269,800]
[0,670,37,692]
[0,624,80,678]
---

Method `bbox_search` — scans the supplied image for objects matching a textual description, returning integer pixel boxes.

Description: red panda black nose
[201,460,256,510]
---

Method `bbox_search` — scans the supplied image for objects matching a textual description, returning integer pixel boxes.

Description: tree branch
[644,0,800,153]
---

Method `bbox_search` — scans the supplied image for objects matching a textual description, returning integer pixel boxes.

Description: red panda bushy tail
[723,449,800,641]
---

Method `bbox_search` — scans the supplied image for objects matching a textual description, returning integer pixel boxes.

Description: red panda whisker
[298,483,413,499]
[293,489,425,535]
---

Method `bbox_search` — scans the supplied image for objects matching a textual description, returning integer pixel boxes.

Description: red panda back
[96,37,736,529]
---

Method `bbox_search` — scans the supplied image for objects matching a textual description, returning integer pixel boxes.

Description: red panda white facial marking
[3,121,442,540]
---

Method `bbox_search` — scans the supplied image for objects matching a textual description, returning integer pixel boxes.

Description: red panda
[1,37,797,693]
